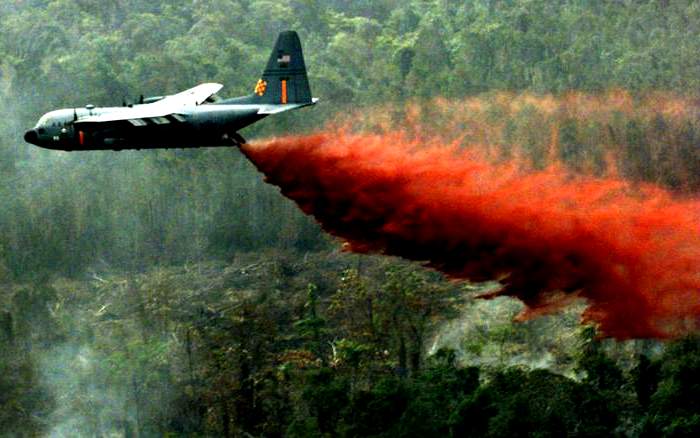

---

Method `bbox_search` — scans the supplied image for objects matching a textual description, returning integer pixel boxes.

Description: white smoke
[428,287,587,375]
[40,344,128,438]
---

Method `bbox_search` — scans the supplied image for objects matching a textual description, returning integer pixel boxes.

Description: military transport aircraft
[24,31,317,151]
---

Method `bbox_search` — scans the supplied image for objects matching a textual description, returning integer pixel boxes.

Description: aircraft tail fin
[252,31,313,105]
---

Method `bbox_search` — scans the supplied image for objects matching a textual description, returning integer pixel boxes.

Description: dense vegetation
[2,0,700,436]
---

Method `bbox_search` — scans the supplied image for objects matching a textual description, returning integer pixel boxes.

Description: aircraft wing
[157,82,224,107]
[76,83,223,124]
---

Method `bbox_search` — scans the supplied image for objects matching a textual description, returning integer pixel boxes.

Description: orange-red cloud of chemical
[241,132,700,339]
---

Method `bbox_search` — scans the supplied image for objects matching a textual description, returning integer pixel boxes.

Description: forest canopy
[3,0,700,278]
[2,1,700,437]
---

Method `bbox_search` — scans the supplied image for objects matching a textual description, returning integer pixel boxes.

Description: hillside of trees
[2,1,700,436]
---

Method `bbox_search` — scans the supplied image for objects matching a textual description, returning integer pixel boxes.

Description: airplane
[24,30,317,151]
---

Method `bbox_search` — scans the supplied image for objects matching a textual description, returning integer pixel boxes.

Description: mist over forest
[2,1,700,436]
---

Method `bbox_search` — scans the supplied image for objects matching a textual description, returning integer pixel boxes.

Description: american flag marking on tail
[278,54,291,67]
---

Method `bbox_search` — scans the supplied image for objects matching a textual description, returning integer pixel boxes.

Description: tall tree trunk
[0,311,13,345]
[221,400,231,438]
[186,328,195,383]
[397,335,407,377]
[366,296,375,341]
[131,373,141,437]
[410,337,422,375]
[236,357,256,434]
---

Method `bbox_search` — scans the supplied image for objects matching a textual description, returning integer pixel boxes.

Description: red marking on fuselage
[281,80,288,104]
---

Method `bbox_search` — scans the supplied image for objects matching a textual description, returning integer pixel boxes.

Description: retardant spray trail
[241,132,700,339]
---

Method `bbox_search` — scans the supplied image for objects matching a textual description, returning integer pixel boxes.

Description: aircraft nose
[24,129,38,145]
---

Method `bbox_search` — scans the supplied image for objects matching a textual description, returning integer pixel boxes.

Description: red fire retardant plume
[241,132,700,339]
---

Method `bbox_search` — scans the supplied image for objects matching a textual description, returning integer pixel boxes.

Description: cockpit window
[37,114,52,127]
[35,109,75,128]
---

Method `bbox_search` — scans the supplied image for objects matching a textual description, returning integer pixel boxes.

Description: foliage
[1,1,699,436]
[0,251,692,436]
[1,1,700,279]
[643,337,700,437]
[451,367,618,437]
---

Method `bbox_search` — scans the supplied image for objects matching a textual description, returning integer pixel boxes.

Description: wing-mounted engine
[123,95,166,107]
[142,95,165,104]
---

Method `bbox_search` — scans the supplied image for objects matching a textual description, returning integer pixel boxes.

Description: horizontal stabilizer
[257,98,318,115]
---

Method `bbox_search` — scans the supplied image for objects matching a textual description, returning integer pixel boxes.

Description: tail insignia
[255,79,268,96]
[277,53,291,67]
